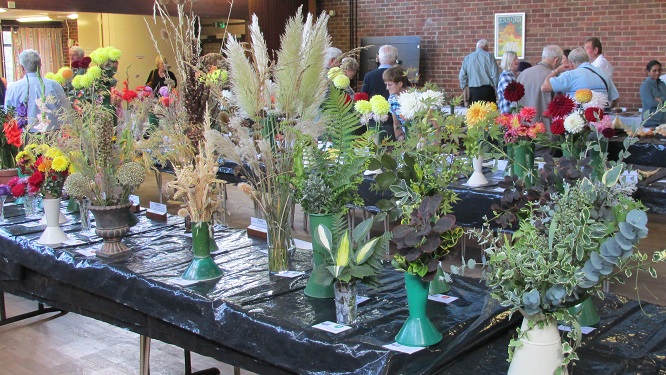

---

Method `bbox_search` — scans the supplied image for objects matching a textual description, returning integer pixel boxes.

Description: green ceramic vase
[395,273,442,347]
[512,143,536,188]
[429,264,451,295]
[567,296,600,327]
[182,222,223,281]
[304,213,335,298]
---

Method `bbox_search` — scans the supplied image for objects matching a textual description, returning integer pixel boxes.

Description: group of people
[459,37,666,128]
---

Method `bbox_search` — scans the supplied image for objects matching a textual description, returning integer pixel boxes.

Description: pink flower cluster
[496,106,546,143]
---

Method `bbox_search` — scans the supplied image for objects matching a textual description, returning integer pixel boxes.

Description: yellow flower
[72,75,84,89]
[80,73,95,88]
[333,74,350,89]
[44,72,56,80]
[327,67,342,80]
[15,150,35,165]
[51,156,70,172]
[355,100,372,114]
[370,95,390,116]
[466,101,497,127]
[67,163,77,174]
[53,73,66,86]
[45,147,63,159]
[35,144,50,156]
[25,144,37,152]
[90,48,109,65]
[574,89,593,104]
[107,47,122,61]
[87,66,102,80]
[38,159,52,172]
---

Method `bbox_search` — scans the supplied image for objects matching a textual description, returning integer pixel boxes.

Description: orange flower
[61,68,74,80]
[38,159,52,173]
[574,89,593,104]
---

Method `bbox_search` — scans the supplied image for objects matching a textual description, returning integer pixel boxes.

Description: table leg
[0,292,5,321]
[0,292,65,326]
[140,335,151,375]
[184,349,220,375]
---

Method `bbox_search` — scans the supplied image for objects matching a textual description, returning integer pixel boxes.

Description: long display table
[1,204,665,374]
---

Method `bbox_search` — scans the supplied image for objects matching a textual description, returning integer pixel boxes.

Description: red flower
[28,171,45,188]
[584,107,604,122]
[160,96,171,107]
[518,107,537,123]
[354,92,369,102]
[602,128,615,138]
[503,81,525,102]
[7,176,19,187]
[3,118,23,147]
[80,57,91,69]
[550,117,565,135]
[123,89,138,102]
[11,183,25,198]
[71,60,80,69]
[544,94,576,118]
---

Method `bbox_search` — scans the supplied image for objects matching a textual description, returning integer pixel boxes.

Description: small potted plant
[311,214,391,324]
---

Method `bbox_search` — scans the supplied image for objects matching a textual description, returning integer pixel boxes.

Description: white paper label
[148,201,167,214]
[313,321,352,334]
[62,239,85,246]
[22,221,43,228]
[492,187,505,192]
[383,342,425,354]
[356,296,370,305]
[250,217,268,230]
[558,325,596,335]
[75,248,97,257]
[275,270,305,278]
[294,238,312,250]
[129,195,140,206]
[622,171,639,184]
[495,159,508,171]
[427,294,459,304]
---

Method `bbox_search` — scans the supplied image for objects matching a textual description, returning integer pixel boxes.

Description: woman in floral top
[496,51,519,114]
[383,66,411,141]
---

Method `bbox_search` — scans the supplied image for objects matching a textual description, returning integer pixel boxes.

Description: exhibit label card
[129,195,140,206]
[148,201,167,214]
[558,325,596,335]
[313,321,351,334]
[170,278,200,286]
[428,294,459,304]
[275,270,305,278]
[383,342,425,354]
[75,248,97,257]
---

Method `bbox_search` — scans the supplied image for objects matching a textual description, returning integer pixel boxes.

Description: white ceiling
[0,9,76,21]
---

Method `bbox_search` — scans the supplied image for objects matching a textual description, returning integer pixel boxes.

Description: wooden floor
[2,171,666,374]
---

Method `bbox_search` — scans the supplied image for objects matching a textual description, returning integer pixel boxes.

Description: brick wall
[60,19,79,67]
[319,0,666,110]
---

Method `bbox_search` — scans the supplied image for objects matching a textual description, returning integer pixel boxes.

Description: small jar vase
[90,203,132,259]
[395,272,442,347]
[181,222,223,281]
[266,218,294,273]
[37,198,70,246]
[508,315,567,375]
[333,280,358,325]
[466,155,488,186]
[78,198,94,235]
[23,195,39,218]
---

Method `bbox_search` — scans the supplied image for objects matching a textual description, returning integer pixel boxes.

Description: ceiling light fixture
[67,13,78,19]
[0,8,7,13]
[16,16,53,23]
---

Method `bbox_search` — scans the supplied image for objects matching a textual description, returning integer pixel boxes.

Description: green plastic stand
[182,222,223,281]
[512,143,535,188]
[429,265,450,294]
[395,273,442,347]
[304,213,335,298]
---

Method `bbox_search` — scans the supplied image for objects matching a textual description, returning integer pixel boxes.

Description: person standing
[517,45,564,127]
[361,45,398,140]
[324,47,342,69]
[459,39,500,106]
[584,37,614,79]
[145,56,177,96]
[496,51,519,114]
[5,49,69,132]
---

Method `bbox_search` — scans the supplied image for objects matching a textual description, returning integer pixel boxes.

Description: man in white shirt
[584,37,614,79]
[4,49,69,132]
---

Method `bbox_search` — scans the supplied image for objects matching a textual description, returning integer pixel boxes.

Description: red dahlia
[354,92,369,102]
[544,94,576,118]
[504,81,525,102]
[584,107,604,122]
[550,117,565,135]
[602,128,615,138]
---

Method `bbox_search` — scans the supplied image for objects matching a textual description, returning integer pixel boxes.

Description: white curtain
[11,27,64,80]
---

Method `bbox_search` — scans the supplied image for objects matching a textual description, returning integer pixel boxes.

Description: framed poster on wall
[494,13,525,59]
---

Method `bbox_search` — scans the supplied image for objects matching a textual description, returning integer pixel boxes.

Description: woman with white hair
[496,50,519,114]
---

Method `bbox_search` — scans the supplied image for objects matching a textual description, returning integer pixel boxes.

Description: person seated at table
[383,66,411,141]
[640,60,666,127]
[497,51,519,114]
[541,47,619,109]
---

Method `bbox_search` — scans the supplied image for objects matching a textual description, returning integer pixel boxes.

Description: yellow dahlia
[45,147,63,159]
[574,89,593,104]
[466,101,495,126]
[51,156,70,172]
[370,95,390,115]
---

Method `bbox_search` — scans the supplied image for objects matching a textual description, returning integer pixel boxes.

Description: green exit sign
[214,22,226,28]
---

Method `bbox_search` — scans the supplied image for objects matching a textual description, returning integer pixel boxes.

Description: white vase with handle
[467,155,488,186]
[508,315,567,375]
[37,198,69,246]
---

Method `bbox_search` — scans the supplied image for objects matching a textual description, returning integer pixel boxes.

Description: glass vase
[24,195,39,218]
[78,198,93,235]
[333,280,358,325]
[266,217,294,273]
[0,195,6,223]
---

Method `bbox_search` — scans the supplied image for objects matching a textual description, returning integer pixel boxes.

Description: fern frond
[321,84,362,150]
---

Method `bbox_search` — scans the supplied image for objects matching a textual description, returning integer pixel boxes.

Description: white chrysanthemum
[420,89,445,108]
[397,91,422,120]
[564,113,586,134]
[582,91,608,109]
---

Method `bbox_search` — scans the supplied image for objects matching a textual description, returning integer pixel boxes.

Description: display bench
[1,203,666,373]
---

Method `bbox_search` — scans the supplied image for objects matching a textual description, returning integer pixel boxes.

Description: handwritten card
[428,294,459,304]
[383,342,425,354]
[313,321,352,334]
[558,325,596,335]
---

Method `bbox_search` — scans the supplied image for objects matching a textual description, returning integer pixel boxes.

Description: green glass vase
[395,273,442,347]
[304,213,335,298]
[182,222,223,281]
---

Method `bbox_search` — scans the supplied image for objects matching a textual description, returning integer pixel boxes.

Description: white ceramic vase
[39,208,68,225]
[37,198,69,246]
[507,316,567,375]
[467,156,488,186]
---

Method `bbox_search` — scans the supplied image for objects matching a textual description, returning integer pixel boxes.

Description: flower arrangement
[1,104,27,169]
[463,100,501,157]
[15,143,71,198]
[354,95,390,125]
[61,101,145,206]
[495,106,546,144]
[7,176,29,198]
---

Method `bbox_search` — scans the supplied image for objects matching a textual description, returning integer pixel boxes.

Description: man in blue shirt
[541,47,618,108]
[5,49,69,132]
[459,39,500,106]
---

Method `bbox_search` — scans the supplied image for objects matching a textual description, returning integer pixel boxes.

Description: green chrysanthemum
[87,66,102,80]
[370,95,390,116]
[71,75,84,89]
[354,100,372,114]
[333,74,350,89]
[107,47,122,61]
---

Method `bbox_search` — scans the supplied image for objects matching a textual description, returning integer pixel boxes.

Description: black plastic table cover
[608,136,666,168]
[1,205,665,374]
